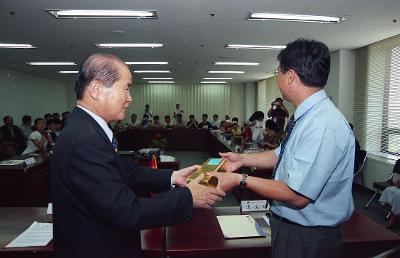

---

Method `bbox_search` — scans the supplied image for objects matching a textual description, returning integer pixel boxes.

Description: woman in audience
[144,104,153,118]
[22,118,53,155]
[379,161,400,228]
[174,113,186,128]
[186,115,199,129]
[140,115,151,129]
[248,111,265,144]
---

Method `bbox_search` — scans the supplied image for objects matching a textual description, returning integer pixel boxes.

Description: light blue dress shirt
[271,90,355,227]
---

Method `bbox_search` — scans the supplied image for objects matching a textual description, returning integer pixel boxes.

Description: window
[382,45,400,155]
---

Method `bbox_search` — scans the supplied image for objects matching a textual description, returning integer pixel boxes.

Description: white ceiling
[0,0,399,84]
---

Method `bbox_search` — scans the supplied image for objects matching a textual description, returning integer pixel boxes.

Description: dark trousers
[270,215,343,258]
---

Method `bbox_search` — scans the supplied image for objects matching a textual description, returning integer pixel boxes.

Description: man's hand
[208,172,242,192]
[187,175,225,209]
[219,152,245,172]
[171,165,201,187]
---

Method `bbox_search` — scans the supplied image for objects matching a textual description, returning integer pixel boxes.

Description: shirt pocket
[278,146,292,181]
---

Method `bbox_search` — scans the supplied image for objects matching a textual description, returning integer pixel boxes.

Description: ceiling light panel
[46,9,157,19]
[200,81,227,84]
[126,62,168,65]
[214,62,259,66]
[142,77,174,80]
[203,78,233,80]
[0,43,36,49]
[94,43,164,48]
[134,70,171,73]
[226,44,286,50]
[27,62,76,66]
[208,71,245,74]
[148,81,175,84]
[249,12,349,23]
[57,70,79,74]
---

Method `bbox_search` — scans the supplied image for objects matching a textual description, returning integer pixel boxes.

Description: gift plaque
[187,158,225,187]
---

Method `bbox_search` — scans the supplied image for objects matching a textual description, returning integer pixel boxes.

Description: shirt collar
[294,89,328,121]
[76,105,113,143]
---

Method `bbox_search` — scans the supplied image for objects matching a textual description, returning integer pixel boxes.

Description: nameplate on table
[5,221,53,248]
[24,157,36,166]
[241,200,269,212]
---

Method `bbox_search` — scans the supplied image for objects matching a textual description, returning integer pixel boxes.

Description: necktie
[271,115,296,179]
[112,136,118,152]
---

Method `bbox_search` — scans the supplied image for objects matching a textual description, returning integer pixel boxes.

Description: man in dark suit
[0,115,26,155]
[50,53,224,258]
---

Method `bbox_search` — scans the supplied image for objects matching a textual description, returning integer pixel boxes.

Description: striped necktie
[112,136,118,152]
[271,115,296,179]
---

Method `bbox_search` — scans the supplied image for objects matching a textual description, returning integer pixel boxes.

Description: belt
[270,212,339,229]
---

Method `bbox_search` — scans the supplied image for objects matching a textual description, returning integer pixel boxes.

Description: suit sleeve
[68,133,193,232]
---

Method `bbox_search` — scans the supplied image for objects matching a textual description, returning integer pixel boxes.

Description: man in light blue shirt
[210,39,354,258]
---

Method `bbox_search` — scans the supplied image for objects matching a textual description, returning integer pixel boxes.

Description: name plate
[241,200,269,212]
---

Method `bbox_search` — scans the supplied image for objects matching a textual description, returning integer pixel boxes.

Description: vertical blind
[354,34,400,157]
[126,83,245,124]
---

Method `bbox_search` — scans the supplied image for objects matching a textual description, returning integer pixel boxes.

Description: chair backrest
[354,150,367,176]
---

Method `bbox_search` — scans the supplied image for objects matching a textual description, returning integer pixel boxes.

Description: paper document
[0,160,25,166]
[5,221,53,248]
[47,203,53,215]
[217,215,265,239]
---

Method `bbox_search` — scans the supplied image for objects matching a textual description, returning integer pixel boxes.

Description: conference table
[1,207,399,258]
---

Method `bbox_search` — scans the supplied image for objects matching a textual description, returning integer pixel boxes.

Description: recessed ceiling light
[94,43,164,48]
[57,70,79,74]
[142,77,174,80]
[148,81,175,84]
[208,71,245,74]
[200,81,227,84]
[134,70,171,73]
[46,9,158,19]
[126,62,168,65]
[0,43,36,49]
[27,62,76,66]
[249,12,349,23]
[203,77,233,80]
[214,62,259,66]
[226,44,286,50]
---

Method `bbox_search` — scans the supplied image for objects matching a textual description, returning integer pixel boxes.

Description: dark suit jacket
[50,107,193,258]
[0,125,26,154]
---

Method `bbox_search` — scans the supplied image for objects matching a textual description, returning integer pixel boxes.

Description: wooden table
[165,208,400,258]
[0,154,50,207]
[0,207,163,258]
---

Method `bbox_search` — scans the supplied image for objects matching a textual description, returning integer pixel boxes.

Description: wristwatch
[240,174,248,190]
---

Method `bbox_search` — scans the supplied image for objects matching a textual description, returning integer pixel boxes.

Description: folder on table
[216,215,265,239]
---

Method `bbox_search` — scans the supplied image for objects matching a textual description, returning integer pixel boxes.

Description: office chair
[354,150,367,186]
[364,159,400,209]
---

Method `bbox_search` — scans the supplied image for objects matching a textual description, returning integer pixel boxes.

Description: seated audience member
[129,113,138,128]
[144,104,153,118]
[173,103,184,120]
[44,113,53,121]
[187,115,199,129]
[262,119,280,149]
[61,111,70,128]
[174,113,186,128]
[267,97,289,132]
[231,121,243,145]
[46,119,60,143]
[379,160,400,228]
[52,113,61,121]
[163,115,173,128]
[22,118,53,155]
[20,115,33,140]
[248,111,265,144]
[198,114,212,130]
[220,115,232,132]
[210,114,220,130]
[0,115,26,155]
[140,115,151,128]
[151,115,163,128]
